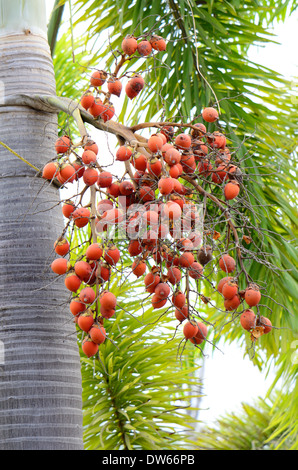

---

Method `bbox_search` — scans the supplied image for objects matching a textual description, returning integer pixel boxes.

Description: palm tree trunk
[0,0,84,450]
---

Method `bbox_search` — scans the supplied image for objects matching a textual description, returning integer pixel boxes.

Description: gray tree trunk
[0,4,84,450]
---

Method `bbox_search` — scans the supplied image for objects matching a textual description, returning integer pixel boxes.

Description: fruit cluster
[42,33,273,358]
[78,33,167,123]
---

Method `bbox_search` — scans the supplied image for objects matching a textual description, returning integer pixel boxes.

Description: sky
[46,2,297,427]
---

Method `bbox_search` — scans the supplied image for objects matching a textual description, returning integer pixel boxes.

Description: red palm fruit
[152,294,167,309]
[132,259,147,277]
[51,258,70,275]
[72,207,90,228]
[101,208,123,225]
[54,238,69,256]
[189,231,202,248]
[100,291,117,310]
[219,254,236,273]
[84,140,98,155]
[42,161,59,180]
[212,164,228,184]
[150,35,166,51]
[96,199,114,215]
[104,246,120,266]
[157,132,167,145]
[137,40,152,56]
[62,200,76,219]
[147,158,162,177]
[142,210,159,228]
[64,273,81,292]
[101,101,115,122]
[55,135,71,154]
[224,181,240,200]
[121,35,138,56]
[132,153,147,171]
[116,145,132,161]
[83,167,99,186]
[202,107,219,123]
[257,316,272,334]
[119,180,134,196]
[244,285,261,307]
[207,131,226,149]
[89,325,106,344]
[172,291,186,309]
[101,307,115,319]
[144,272,160,293]
[139,185,155,203]
[148,134,164,153]
[107,78,122,97]
[167,267,182,285]
[107,181,121,198]
[78,310,94,332]
[189,262,203,280]
[86,243,103,261]
[183,321,199,340]
[222,280,238,300]
[96,262,111,282]
[169,164,181,179]
[161,142,173,157]
[190,123,207,138]
[161,125,175,141]
[164,147,181,166]
[192,140,208,159]
[189,322,208,345]
[179,251,194,268]
[82,337,98,357]
[172,179,182,194]
[80,92,95,110]
[59,163,76,184]
[82,149,97,165]
[240,309,256,331]
[217,276,233,293]
[72,160,85,179]
[79,287,96,304]
[125,74,145,99]
[224,294,241,311]
[97,171,113,188]
[158,177,174,195]
[163,201,181,220]
[74,261,92,282]
[128,240,143,257]
[197,159,213,176]
[175,305,188,322]
[69,299,86,316]
[154,282,171,299]
[88,97,103,117]
[90,70,107,87]
[175,133,192,150]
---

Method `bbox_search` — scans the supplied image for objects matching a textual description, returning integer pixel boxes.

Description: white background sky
[46,2,297,427]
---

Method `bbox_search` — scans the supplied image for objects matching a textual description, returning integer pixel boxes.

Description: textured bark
[0,31,84,449]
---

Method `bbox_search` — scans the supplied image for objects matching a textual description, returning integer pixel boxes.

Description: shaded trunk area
[0,31,84,450]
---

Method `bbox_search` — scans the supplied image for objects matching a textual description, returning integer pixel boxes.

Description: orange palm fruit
[51,258,70,275]
[202,107,219,123]
[240,309,256,331]
[89,325,106,344]
[54,238,70,256]
[183,321,199,339]
[219,254,236,273]
[121,35,138,56]
[42,162,59,180]
[82,337,98,357]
